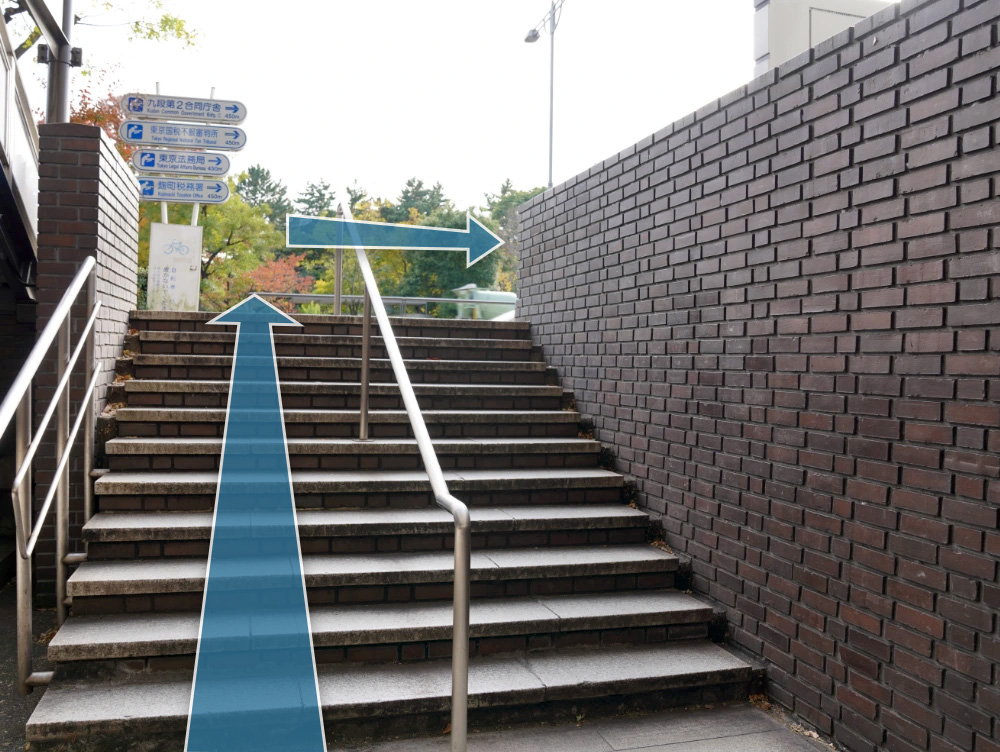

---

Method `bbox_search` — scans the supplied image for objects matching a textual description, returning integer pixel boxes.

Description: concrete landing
[347,703,827,752]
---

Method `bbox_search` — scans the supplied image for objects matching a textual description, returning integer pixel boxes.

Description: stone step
[94,467,624,512]
[126,353,554,386]
[68,545,677,597]
[113,407,581,439]
[130,309,531,340]
[104,436,602,472]
[26,642,752,746]
[49,590,712,662]
[67,545,677,614]
[118,379,571,411]
[85,504,647,542]
[83,505,649,559]
[134,330,542,363]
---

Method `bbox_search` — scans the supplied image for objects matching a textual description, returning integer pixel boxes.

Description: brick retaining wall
[518,0,1000,750]
[32,124,139,602]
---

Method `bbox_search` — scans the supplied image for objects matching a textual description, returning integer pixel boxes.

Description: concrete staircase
[25,311,755,750]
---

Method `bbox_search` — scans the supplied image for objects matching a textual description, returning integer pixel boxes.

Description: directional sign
[137,177,230,204]
[119,120,247,150]
[186,295,325,752]
[120,93,247,123]
[132,149,231,176]
[286,213,504,267]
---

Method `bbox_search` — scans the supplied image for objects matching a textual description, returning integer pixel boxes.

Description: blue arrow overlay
[185,295,325,752]
[286,213,504,267]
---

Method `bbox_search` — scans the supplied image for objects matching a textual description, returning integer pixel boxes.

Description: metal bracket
[34,44,82,66]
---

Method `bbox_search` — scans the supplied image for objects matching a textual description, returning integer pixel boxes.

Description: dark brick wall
[518,1,1000,750]
[32,124,139,602]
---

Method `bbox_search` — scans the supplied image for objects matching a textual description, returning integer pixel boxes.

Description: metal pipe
[359,289,371,441]
[340,195,471,752]
[55,318,69,626]
[20,363,102,558]
[14,395,32,695]
[11,304,102,510]
[548,0,555,189]
[0,257,96,440]
[334,248,343,315]
[25,671,53,687]
[83,267,96,529]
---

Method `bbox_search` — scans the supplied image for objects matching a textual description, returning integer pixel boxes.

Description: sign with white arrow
[132,149,230,176]
[119,121,247,150]
[138,177,230,204]
[120,93,247,123]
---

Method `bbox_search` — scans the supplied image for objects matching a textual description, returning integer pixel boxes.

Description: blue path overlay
[185,295,325,752]
[286,213,503,267]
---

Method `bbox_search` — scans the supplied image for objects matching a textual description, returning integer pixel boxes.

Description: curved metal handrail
[339,198,472,752]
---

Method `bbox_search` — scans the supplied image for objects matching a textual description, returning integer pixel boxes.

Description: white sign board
[119,121,247,150]
[120,93,247,123]
[147,223,202,311]
[132,149,230,176]
[138,178,230,204]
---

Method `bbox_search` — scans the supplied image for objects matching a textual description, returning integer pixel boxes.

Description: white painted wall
[754,0,896,75]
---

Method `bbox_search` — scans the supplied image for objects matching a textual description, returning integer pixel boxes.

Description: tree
[196,182,285,311]
[295,181,335,218]
[379,178,444,223]
[247,253,314,311]
[237,165,292,230]
[3,0,196,61]
[482,179,545,293]
[396,202,500,304]
[71,70,135,160]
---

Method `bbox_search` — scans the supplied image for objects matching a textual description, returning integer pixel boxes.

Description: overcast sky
[24,0,756,209]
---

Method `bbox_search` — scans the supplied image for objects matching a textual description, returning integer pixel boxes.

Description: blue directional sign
[186,294,325,752]
[132,149,231,176]
[286,213,504,267]
[137,178,230,204]
[120,93,247,123]
[119,121,247,150]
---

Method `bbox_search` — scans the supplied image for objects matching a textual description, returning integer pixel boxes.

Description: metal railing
[0,256,100,694]
[337,202,472,752]
[259,291,507,318]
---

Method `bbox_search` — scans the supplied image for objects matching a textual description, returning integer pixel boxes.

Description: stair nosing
[48,591,713,661]
[26,642,751,739]
[66,544,678,596]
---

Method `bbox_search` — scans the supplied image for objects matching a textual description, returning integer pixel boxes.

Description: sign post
[121,85,247,311]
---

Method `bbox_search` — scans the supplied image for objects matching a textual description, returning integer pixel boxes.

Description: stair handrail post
[83,258,97,531]
[55,316,69,625]
[359,288,371,441]
[338,195,471,752]
[0,256,101,693]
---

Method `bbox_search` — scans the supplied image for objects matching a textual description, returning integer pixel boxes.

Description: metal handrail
[258,291,514,318]
[0,255,99,694]
[339,199,472,752]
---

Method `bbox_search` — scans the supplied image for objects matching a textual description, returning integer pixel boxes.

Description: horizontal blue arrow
[210,157,222,165]
[286,214,503,267]
[227,104,239,113]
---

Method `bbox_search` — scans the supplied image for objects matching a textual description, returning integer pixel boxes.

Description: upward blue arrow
[286,213,504,267]
[185,295,325,752]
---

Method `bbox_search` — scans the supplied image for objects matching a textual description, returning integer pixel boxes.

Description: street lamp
[524,0,565,189]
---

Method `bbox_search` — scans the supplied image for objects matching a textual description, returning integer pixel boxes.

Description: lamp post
[524,0,565,189]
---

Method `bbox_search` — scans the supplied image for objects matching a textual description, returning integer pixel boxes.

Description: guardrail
[0,256,99,694]
[335,203,472,752]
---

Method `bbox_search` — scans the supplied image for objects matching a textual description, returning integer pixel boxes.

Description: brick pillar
[32,123,139,603]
